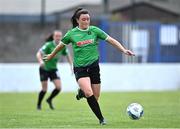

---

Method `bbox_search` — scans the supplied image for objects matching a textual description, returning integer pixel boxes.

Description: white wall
[0,63,180,92]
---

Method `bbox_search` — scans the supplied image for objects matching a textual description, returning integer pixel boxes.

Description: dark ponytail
[45,33,53,42]
[71,8,89,28]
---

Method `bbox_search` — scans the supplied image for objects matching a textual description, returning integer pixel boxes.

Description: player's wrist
[122,49,127,54]
[40,60,44,65]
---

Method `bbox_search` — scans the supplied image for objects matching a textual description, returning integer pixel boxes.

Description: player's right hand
[40,61,44,67]
[43,54,52,61]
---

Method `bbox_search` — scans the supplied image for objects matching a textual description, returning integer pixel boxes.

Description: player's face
[53,31,62,44]
[77,14,90,29]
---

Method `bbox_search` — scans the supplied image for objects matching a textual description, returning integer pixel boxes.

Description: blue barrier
[99,21,180,63]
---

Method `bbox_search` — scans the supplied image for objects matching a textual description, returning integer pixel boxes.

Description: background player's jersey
[61,26,108,67]
[40,41,68,70]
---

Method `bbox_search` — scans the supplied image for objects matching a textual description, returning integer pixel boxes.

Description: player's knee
[42,87,47,92]
[41,89,47,93]
[56,86,61,91]
[84,90,93,97]
[94,94,100,101]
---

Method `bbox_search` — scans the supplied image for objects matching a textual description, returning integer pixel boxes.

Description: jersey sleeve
[93,26,108,40]
[61,31,71,45]
[40,42,50,54]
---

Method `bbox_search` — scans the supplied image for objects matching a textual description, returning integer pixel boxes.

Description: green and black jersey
[61,26,108,67]
[40,41,68,71]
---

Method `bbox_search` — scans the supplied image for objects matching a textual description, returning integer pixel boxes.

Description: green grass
[0,91,180,128]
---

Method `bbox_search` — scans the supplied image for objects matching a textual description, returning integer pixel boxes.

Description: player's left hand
[124,50,135,56]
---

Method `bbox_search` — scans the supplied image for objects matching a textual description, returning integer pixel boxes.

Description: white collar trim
[76,26,89,31]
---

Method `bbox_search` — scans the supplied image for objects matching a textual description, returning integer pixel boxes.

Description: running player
[36,30,72,110]
[44,8,135,124]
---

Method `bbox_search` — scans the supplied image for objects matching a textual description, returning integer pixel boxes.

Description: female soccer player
[44,8,135,124]
[36,30,72,110]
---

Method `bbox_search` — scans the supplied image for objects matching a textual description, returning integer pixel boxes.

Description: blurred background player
[36,30,72,110]
[44,8,135,124]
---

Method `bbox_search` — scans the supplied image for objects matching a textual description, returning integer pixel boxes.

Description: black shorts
[73,60,101,84]
[39,67,60,81]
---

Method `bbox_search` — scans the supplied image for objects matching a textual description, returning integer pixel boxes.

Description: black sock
[47,88,60,101]
[37,90,46,106]
[87,95,104,121]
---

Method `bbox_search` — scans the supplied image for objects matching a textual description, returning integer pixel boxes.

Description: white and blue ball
[127,103,144,120]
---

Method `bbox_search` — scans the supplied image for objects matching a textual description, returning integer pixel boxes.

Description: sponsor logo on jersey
[77,39,93,46]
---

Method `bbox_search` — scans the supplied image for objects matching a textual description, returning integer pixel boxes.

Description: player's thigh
[91,84,101,100]
[78,77,93,97]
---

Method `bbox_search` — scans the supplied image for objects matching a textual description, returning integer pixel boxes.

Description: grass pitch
[0,91,180,128]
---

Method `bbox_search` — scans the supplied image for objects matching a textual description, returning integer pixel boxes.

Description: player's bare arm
[44,42,65,61]
[106,36,135,56]
[36,51,44,67]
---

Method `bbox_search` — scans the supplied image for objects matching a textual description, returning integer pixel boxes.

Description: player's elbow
[36,51,42,60]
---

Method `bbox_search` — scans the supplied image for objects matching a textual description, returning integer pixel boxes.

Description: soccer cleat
[99,118,106,125]
[76,89,85,100]
[37,105,41,110]
[46,99,54,110]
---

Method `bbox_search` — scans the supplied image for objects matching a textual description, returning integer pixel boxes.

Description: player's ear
[76,18,79,24]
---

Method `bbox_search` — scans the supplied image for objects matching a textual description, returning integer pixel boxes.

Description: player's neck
[77,26,89,31]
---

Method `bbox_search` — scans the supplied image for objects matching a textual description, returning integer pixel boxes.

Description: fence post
[154,23,161,62]
[99,19,109,63]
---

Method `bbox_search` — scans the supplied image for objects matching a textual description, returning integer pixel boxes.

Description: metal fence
[99,21,180,63]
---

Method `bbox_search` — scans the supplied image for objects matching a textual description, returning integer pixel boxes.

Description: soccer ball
[127,103,144,120]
